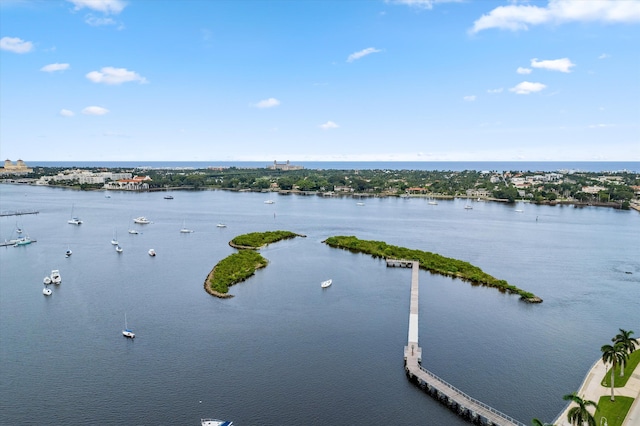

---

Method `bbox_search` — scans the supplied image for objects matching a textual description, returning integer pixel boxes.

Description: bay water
[1,184,638,425]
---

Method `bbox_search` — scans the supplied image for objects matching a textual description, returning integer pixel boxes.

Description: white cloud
[517,67,532,74]
[347,47,381,63]
[319,121,339,130]
[86,67,147,85]
[385,0,461,9]
[0,36,33,53]
[85,15,117,26]
[59,109,75,117]
[509,81,547,95]
[41,63,70,72]
[487,88,503,94]
[67,0,126,14]
[253,98,281,109]
[598,53,610,60]
[470,0,640,33]
[82,106,109,115]
[531,57,575,73]
[463,95,476,102]
[588,123,614,128]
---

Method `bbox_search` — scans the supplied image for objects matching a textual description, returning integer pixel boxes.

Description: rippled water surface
[1,185,638,425]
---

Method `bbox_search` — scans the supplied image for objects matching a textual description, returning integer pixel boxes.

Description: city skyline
[1,0,639,161]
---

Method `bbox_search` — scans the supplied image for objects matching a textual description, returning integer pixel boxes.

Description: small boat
[115,245,123,253]
[356,202,365,206]
[428,198,438,205]
[43,287,52,296]
[179,220,193,233]
[122,314,135,338]
[44,275,52,285]
[148,249,156,257]
[15,223,23,234]
[514,209,524,213]
[216,223,227,228]
[164,195,174,199]
[65,248,72,257]
[13,236,32,246]
[201,419,233,426]
[111,230,119,245]
[128,229,139,234]
[321,279,332,288]
[50,270,61,284]
[464,205,473,210]
[104,193,111,198]
[264,200,275,204]
[68,205,83,225]
[133,216,150,224]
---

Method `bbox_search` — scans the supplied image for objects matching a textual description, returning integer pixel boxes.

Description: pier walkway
[400,260,526,426]
[0,209,39,217]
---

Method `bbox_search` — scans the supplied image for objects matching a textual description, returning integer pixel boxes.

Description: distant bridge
[398,260,526,426]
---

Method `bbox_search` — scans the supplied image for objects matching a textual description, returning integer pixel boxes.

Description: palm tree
[601,342,628,401]
[612,328,638,376]
[531,419,552,426]
[563,393,597,426]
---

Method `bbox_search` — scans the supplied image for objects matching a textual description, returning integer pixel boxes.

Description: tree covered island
[324,235,541,303]
[205,230,303,297]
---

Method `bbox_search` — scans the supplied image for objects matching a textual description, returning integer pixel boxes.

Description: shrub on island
[324,235,541,303]
[230,230,303,249]
[206,250,268,297]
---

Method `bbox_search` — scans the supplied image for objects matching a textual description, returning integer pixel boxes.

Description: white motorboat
[43,275,52,285]
[128,229,139,234]
[264,200,275,204]
[122,314,135,338]
[115,245,123,253]
[321,279,332,288]
[133,216,150,224]
[216,223,227,228]
[464,205,473,210]
[65,248,72,257]
[43,287,52,296]
[356,202,365,206]
[13,236,32,246]
[148,249,156,257]
[50,270,61,284]
[201,419,233,426]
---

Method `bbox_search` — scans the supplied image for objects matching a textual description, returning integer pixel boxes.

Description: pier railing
[414,363,527,426]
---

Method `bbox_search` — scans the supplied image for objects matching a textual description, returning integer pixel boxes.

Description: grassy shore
[323,235,541,303]
[602,350,640,388]
[596,396,634,426]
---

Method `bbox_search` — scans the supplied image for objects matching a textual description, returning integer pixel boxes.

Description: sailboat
[68,205,83,225]
[115,244,123,253]
[122,314,135,338]
[179,220,194,233]
[65,246,72,257]
[111,229,119,245]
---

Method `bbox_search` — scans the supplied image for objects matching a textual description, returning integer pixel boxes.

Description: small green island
[205,230,304,297]
[323,235,541,303]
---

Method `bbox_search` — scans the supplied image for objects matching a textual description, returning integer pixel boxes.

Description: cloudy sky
[1,0,639,162]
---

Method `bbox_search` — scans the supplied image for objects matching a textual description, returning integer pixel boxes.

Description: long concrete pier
[401,260,526,426]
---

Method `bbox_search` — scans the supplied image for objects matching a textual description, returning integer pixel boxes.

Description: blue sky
[1,0,639,162]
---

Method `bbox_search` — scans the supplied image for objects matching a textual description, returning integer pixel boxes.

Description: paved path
[553,358,640,425]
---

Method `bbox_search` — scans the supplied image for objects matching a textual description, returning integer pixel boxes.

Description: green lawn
[596,396,634,426]
[602,350,640,388]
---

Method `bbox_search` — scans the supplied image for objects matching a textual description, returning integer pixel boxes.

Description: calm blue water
[26,161,640,173]
[1,185,638,425]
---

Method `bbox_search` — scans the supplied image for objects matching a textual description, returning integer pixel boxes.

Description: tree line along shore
[10,166,640,210]
[204,231,540,303]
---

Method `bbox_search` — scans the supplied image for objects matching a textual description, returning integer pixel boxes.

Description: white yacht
[133,216,150,224]
[321,279,332,288]
[148,249,156,257]
[201,419,233,426]
[50,270,62,284]
[43,287,52,296]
